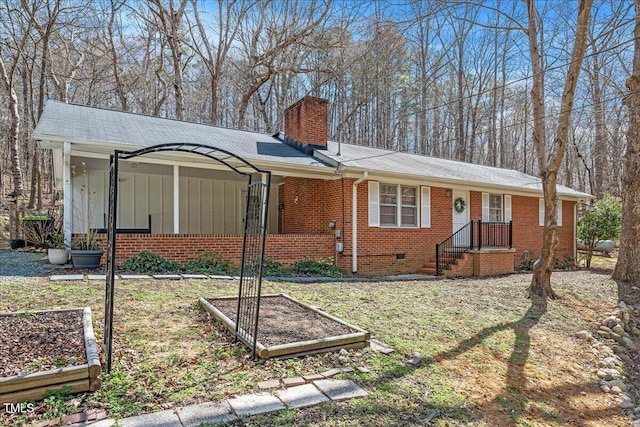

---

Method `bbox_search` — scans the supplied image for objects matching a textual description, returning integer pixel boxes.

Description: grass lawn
[0,268,630,426]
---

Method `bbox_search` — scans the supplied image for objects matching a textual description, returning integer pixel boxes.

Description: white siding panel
[134,174,149,229]
[162,176,173,233]
[148,175,162,233]
[118,173,135,228]
[188,178,201,233]
[201,179,213,234]
[212,181,225,234]
[224,181,236,233]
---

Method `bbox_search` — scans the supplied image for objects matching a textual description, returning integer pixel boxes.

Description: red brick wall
[510,196,575,265]
[93,233,334,267]
[284,96,328,148]
[332,181,455,276]
[281,177,342,234]
[471,249,516,276]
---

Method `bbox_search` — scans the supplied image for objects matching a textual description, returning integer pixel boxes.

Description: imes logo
[3,403,36,413]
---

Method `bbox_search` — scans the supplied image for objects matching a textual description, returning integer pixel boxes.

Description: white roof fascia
[340,166,591,201]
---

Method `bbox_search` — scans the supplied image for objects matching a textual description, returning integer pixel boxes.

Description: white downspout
[352,171,368,274]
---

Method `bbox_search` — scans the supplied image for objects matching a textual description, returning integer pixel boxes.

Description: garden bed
[200,293,369,359]
[0,307,101,403]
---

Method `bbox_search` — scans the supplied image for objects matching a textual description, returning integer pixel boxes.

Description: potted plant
[70,230,104,268]
[47,233,70,265]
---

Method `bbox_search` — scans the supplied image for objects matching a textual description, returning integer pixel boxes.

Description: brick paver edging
[67,379,367,427]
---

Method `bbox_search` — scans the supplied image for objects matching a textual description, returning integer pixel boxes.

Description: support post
[173,165,180,234]
[63,142,72,246]
[104,152,119,372]
[478,220,483,250]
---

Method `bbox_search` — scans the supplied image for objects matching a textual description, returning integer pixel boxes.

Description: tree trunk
[612,0,640,284]
[526,0,592,299]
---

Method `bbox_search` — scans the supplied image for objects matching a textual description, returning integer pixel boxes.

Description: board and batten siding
[71,157,278,235]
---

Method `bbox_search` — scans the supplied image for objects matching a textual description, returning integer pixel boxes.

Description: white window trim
[482,192,511,222]
[368,181,420,228]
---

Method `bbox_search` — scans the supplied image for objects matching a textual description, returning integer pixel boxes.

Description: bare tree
[613,0,640,285]
[527,0,592,299]
[147,0,189,120]
[188,0,253,125]
[0,1,32,239]
[234,0,331,129]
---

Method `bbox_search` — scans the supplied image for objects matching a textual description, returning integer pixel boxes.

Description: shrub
[577,194,622,268]
[120,251,179,273]
[261,257,289,276]
[293,256,344,277]
[518,252,537,271]
[183,251,234,275]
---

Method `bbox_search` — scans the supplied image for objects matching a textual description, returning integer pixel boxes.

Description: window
[401,186,417,226]
[368,182,420,227]
[380,184,397,226]
[539,198,562,226]
[482,193,512,222]
[489,194,502,221]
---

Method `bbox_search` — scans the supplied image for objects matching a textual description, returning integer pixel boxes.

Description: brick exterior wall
[279,179,576,276]
[470,249,516,276]
[87,178,576,276]
[509,196,575,266]
[92,233,334,267]
[284,96,328,148]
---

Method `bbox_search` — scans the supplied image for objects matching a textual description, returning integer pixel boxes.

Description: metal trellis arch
[104,143,271,371]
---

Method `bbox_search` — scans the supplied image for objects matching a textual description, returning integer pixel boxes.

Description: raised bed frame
[199,293,370,359]
[0,307,101,403]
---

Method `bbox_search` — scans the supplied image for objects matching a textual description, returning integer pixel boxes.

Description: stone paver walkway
[69,379,367,427]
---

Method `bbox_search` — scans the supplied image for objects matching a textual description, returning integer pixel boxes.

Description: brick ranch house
[33,97,591,276]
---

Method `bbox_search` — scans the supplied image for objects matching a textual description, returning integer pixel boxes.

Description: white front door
[452,190,470,246]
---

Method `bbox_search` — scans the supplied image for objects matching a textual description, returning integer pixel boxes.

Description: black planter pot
[10,239,26,249]
[70,250,104,268]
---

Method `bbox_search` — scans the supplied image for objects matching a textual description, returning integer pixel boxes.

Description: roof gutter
[352,171,368,274]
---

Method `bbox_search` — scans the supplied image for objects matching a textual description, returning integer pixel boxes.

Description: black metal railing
[477,220,512,249]
[435,220,512,276]
[436,222,474,276]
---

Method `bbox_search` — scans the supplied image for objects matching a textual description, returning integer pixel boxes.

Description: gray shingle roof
[32,101,327,168]
[320,141,591,199]
[33,101,591,199]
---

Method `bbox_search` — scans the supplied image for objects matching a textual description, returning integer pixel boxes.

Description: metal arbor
[104,143,271,371]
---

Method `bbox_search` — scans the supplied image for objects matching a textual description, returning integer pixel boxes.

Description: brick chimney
[284,96,328,152]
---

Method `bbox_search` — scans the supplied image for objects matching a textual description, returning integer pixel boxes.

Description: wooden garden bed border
[199,293,370,359]
[0,307,102,403]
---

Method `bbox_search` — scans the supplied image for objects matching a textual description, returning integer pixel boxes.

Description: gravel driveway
[0,249,48,277]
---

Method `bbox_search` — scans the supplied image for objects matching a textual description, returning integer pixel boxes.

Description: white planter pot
[48,248,70,265]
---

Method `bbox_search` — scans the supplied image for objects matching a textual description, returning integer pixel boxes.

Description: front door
[452,190,469,246]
